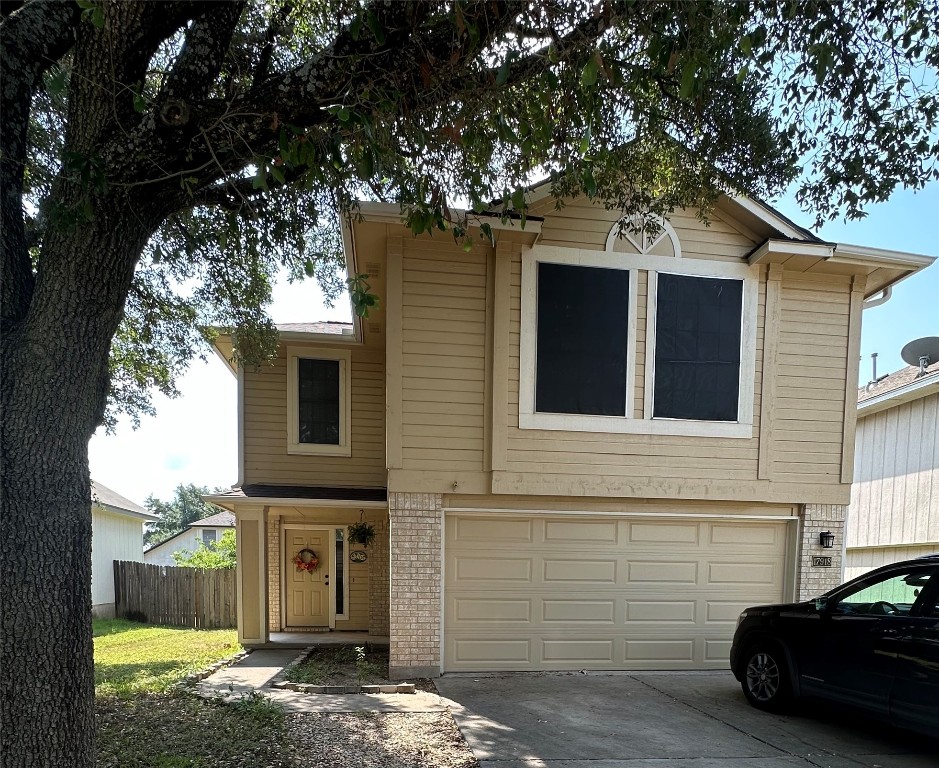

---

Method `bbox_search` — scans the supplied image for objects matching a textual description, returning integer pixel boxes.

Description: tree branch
[161,1,247,105]
[0,0,79,326]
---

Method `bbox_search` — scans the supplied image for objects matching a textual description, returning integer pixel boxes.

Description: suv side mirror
[814,596,829,613]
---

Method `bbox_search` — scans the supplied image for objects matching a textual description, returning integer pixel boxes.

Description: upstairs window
[536,262,631,416]
[653,274,743,422]
[287,347,351,456]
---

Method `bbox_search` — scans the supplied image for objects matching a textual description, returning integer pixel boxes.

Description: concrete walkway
[195,648,448,713]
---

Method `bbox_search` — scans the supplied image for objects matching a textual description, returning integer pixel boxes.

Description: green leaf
[133,90,146,114]
[356,151,374,181]
[680,62,697,99]
[480,222,494,245]
[304,259,315,277]
[366,11,385,45]
[736,65,749,84]
[337,107,350,122]
[511,188,525,211]
[269,165,286,184]
[581,55,600,87]
[48,69,67,97]
[496,58,511,86]
[349,15,363,41]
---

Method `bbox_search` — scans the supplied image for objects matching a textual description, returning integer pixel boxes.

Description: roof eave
[858,374,939,416]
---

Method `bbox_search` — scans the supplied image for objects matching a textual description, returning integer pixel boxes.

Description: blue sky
[88,182,939,507]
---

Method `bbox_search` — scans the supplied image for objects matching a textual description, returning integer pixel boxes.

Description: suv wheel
[741,641,793,711]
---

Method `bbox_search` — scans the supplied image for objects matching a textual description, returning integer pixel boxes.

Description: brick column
[797,503,847,600]
[267,517,280,632]
[368,517,390,637]
[388,492,442,678]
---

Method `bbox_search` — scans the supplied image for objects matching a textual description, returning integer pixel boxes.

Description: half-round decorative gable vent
[605,214,681,258]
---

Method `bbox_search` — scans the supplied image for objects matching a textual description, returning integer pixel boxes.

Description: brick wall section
[267,517,280,632]
[388,492,442,678]
[368,518,390,636]
[797,504,846,600]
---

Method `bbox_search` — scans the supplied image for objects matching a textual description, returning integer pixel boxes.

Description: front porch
[230,496,389,648]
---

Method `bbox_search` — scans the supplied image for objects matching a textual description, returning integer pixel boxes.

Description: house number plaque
[350,550,367,563]
[812,556,833,567]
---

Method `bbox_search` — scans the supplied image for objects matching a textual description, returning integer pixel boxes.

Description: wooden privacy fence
[114,560,237,629]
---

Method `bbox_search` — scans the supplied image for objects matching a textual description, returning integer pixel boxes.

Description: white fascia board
[858,374,939,416]
[203,494,387,510]
[96,503,158,522]
[832,243,936,271]
[748,239,835,265]
[727,195,814,241]
[352,200,542,233]
[340,215,364,343]
[277,330,361,345]
[209,335,238,376]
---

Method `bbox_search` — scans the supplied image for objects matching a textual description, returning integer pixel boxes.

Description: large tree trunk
[1,202,157,765]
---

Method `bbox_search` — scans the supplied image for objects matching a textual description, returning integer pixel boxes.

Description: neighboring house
[143,510,236,566]
[206,185,933,678]
[845,358,939,580]
[91,480,156,618]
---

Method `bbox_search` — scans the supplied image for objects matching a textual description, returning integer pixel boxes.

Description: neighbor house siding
[398,237,489,473]
[848,391,939,550]
[92,509,145,616]
[144,526,231,566]
[242,344,386,487]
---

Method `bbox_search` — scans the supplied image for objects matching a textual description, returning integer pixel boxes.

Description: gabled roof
[91,480,156,521]
[188,510,235,528]
[858,361,939,416]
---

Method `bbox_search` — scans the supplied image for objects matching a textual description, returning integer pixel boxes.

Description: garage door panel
[627,560,698,584]
[543,639,614,662]
[445,515,792,672]
[453,556,532,582]
[454,516,533,542]
[625,600,696,623]
[544,558,617,583]
[454,598,531,622]
[628,521,700,544]
[707,561,779,585]
[542,599,616,623]
[544,519,619,543]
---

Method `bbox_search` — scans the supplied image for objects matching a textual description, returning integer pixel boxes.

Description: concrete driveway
[435,671,938,767]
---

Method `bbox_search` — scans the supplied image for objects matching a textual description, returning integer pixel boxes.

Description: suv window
[832,567,937,616]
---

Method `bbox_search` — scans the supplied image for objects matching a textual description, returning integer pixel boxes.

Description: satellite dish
[901,336,939,376]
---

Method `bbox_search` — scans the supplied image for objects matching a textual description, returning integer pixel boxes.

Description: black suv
[730,555,939,738]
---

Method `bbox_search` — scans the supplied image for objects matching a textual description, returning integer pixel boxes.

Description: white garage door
[444,514,793,671]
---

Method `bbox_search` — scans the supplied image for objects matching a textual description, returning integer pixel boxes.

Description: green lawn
[93,618,240,696]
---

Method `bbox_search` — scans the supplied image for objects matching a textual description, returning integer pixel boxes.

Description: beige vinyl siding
[400,238,489,472]
[847,391,939,550]
[772,275,852,483]
[504,255,766,482]
[92,509,145,612]
[243,345,385,487]
[533,198,756,262]
[845,544,939,581]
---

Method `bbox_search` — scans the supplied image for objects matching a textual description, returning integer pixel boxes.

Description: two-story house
[206,184,933,678]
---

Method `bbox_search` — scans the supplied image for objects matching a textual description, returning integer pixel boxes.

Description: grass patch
[94,619,240,696]
[96,693,293,767]
[284,644,389,685]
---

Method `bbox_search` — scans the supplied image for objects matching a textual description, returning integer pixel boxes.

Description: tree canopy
[144,483,225,546]
[173,529,237,569]
[1,0,937,763]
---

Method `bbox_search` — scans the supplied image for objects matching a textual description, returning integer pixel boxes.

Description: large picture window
[653,274,743,422]
[519,244,756,438]
[536,262,631,416]
[287,347,351,456]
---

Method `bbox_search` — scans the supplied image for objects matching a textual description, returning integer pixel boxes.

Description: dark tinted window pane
[654,274,742,421]
[335,529,344,615]
[298,358,340,444]
[536,262,630,416]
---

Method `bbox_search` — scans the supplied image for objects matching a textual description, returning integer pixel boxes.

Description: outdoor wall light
[819,531,835,549]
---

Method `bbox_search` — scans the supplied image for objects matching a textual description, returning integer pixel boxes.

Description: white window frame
[287,346,352,456]
[519,244,758,439]
[644,268,757,438]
